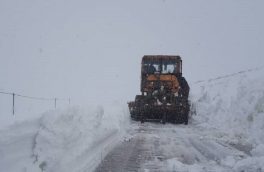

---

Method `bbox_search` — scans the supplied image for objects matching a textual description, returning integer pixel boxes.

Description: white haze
[0,0,264,125]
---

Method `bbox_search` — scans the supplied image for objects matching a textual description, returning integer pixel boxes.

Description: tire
[184,114,188,125]
[162,114,166,124]
[140,115,145,123]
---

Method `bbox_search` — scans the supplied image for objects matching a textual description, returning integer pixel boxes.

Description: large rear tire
[140,113,145,123]
[161,113,166,124]
[184,116,188,125]
[184,112,189,125]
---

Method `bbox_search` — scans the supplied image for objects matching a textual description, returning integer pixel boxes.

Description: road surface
[95,121,252,172]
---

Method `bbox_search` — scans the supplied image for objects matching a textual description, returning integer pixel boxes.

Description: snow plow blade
[128,98,189,124]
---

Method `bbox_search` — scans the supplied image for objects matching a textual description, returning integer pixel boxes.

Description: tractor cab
[142,56,182,75]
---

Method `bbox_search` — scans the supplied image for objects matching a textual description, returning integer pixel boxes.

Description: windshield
[143,61,177,74]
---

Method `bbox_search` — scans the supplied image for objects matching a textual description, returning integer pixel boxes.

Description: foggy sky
[1,0,264,109]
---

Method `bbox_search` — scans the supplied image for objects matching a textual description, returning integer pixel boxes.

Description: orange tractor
[128,55,190,124]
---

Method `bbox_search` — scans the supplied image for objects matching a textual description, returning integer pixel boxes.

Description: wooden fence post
[12,93,15,115]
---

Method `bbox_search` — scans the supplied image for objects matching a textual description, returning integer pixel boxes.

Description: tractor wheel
[184,114,188,125]
[161,114,166,124]
[140,114,145,123]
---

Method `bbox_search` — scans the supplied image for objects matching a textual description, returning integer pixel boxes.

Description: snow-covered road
[95,122,256,172]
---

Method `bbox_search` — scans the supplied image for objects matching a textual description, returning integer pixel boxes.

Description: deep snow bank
[0,104,130,172]
[191,68,264,170]
[192,68,264,144]
[0,120,41,172]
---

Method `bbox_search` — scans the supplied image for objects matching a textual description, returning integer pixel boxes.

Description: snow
[0,120,40,172]
[1,68,264,172]
[0,104,129,172]
[192,68,264,145]
[1,0,264,171]
[188,68,264,171]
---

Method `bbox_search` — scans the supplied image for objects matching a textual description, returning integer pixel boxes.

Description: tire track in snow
[94,123,251,172]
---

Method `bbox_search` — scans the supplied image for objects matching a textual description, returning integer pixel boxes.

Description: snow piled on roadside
[0,120,41,172]
[0,104,130,172]
[193,69,264,144]
[189,68,264,171]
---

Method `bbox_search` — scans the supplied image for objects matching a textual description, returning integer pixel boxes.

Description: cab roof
[142,55,181,63]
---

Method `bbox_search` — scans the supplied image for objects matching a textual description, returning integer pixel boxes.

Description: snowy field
[0,68,264,172]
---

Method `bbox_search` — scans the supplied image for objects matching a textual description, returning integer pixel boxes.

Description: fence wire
[192,65,264,85]
[0,90,70,115]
